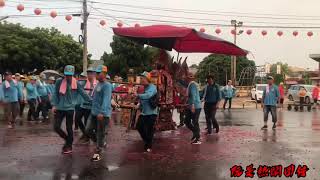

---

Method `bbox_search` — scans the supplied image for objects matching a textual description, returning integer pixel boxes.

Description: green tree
[0,22,85,74]
[101,36,159,78]
[269,62,290,84]
[196,54,255,85]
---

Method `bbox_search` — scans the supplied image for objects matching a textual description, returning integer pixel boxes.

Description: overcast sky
[1,0,320,70]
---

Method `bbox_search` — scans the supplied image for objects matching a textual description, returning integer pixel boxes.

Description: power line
[8,0,83,4]
[4,0,320,29]
[7,14,80,19]
[91,6,320,26]
[90,6,130,26]
[90,14,320,29]
[5,4,82,10]
[5,0,320,24]
[88,1,320,21]
[8,0,320,19]
[6,0,320,21]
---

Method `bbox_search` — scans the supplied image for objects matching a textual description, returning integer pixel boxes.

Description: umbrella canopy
[40,70,63,80]
[113,25,248,56]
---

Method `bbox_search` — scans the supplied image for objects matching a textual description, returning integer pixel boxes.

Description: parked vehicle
[251,84,267,102]
[287,84,315,104]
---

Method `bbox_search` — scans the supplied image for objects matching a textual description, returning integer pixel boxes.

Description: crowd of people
[2,65,318,162]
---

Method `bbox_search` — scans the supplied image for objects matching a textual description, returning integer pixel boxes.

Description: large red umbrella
[112,25,248,56]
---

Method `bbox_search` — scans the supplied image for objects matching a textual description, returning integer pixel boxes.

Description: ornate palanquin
[113,50,190,132]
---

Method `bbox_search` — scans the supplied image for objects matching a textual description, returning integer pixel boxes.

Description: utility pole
[230,20,243,86]
[82,0,88,72]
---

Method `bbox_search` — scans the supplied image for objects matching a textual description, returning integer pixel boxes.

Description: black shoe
[177,124,184,128]
[79,136,90,145]
[261,125,268,130]
[191,139,202,145]
[272,123,276,129]
[191,135,196,142]
[62,146,72,155]
[216,126,220,133]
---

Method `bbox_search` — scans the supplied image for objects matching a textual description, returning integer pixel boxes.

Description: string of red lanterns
[0,2,319,37]
[65,15,72,21]
[277,31,283,37]
[134,23,140,28]
[100,20,106,26]
[34,8,41,15]
[0,0,5,7]
[231,29,236,35]
[117,21,123,28]
[17,4,24,12]
[50,11,57,18]
[261,30,267,36]
[215,28,221,34]
[307,31,313,37]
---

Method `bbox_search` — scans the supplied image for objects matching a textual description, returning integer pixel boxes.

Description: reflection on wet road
[0,109,319,180]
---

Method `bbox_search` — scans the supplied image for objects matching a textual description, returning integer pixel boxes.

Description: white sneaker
[146,148,152,153]
[91,153,102,162]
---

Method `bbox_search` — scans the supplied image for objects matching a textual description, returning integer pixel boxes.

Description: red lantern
[50,11,57,18]
[17,4,24,12]
[277,31,283,37]
[34,8,41,15]
[0,0,5,7]
[117,22,123,28]
[307,31,313,37]
[293,31,298,37]
[261,30,267,36]
[215,28,221,34]
[200,28,205,33]
[100,20,106,26]
[231,29,236,35]
[65,15,72,21]
[246,29,252,35]
[134,23,140,28]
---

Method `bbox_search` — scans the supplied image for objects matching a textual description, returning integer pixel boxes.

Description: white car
[251,84,267,102]
[287,84,315,104]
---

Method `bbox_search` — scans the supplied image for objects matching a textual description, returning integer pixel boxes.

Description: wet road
[0,109,320,180]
